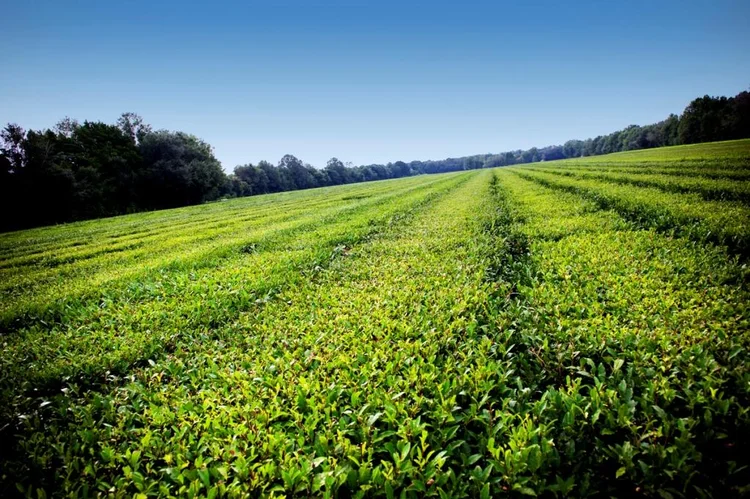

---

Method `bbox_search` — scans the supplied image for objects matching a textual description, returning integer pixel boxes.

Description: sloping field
[1,140,749,497]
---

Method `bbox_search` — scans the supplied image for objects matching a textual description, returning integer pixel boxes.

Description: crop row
[0,179,399,255]
[4,171,508,497]
[478,171,750,496]
[532,162,750,180]
[0,177,439,324]
[0,172,471,420]
[510,168,750,258]
[531,168,750,204]
[3,140,749,497]
[6,165,749,497]
[0,175,453,330]
[0,186,321,259]
[0,178,412,268]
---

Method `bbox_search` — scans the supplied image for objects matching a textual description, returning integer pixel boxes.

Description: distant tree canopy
[138,131,225,210]
[0,115,225,231]
[2,89,749,231]
[224,89,750,198]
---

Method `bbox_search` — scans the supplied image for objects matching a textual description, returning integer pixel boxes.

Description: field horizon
[2,138,747,236]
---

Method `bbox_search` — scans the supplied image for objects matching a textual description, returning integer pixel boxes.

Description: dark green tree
[138,131,225,209]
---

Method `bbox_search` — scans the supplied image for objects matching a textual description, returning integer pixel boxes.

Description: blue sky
[2,1,749,171]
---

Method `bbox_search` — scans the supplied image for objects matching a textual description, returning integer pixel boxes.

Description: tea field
[1,139,749,497]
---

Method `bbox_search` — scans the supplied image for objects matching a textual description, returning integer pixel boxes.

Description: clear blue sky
[2,1,749,171]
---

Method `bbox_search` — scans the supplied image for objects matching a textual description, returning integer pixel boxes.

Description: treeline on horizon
[2,89,749,231]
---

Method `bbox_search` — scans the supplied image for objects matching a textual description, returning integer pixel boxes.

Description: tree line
[217,88,750,196]
[0,114,225,231]
[2,89,749,231]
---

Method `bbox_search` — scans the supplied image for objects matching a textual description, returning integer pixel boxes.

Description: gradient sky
[2,1,749,171]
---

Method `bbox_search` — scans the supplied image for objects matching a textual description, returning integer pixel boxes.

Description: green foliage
[531,166,750,203]
[1,140,749,497]
[512,146,750,259]
[138,130,226,209]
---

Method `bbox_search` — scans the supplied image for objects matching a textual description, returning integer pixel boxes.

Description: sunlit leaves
[2,140,749,496]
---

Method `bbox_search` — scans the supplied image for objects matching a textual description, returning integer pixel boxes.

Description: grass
[1,140,749,497]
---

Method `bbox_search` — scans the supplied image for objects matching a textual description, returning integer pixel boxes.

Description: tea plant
[512,169,750,258]
[535,167,750,203]
[1,139,749,497]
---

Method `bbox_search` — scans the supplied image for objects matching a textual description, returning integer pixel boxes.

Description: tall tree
[324,157,349,185]
[117,112,152,145]
[279,154,315,190]
[68,121,142,217]
[138,131,225,209]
